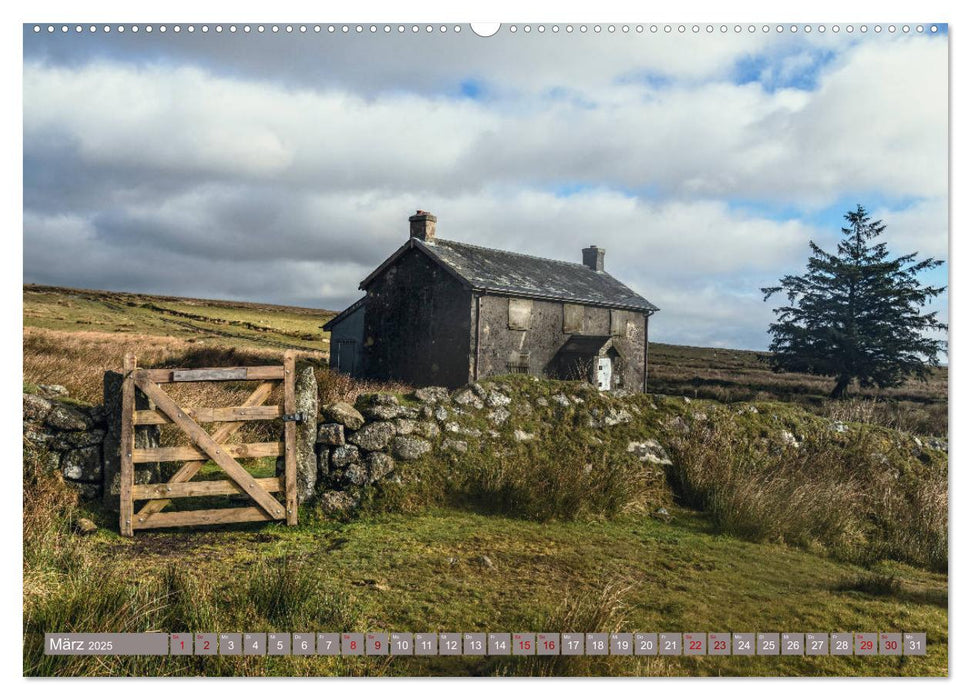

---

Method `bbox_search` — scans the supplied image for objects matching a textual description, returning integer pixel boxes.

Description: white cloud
[873,197,949,260]
[22,31,948,349]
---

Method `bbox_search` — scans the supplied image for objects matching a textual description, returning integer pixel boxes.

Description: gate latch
[281,412,305,423]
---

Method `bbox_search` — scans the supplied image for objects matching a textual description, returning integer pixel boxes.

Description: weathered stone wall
[361,247,473,388]
[23,386,110,500]
[474,294,647,391]
[312,379,669,514]
[315,386,449,512]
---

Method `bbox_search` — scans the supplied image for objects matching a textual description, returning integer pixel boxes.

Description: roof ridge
[431,237,594,271]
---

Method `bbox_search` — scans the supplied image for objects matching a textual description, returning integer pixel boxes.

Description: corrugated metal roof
[417,238,659,313]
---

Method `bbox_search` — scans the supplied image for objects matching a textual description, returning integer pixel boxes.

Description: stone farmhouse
[324,211,659,391]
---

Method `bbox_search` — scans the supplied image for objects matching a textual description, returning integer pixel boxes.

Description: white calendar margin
[2,0,964,697]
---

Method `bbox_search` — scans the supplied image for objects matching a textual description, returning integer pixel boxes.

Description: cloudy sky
[22,24,948,350]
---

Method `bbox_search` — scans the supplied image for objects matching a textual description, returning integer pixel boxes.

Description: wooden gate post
[119,352,136,537]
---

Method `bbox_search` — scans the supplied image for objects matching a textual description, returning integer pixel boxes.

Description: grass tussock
[501,581,651,676]
[836,572,903,597]
[665,416,948,571]
[375,436,668,523]
[23,441,88,593]
[824,398,948,439]
[456,443,651,521]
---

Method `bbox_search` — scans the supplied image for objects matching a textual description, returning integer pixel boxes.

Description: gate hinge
[281,412,305,423]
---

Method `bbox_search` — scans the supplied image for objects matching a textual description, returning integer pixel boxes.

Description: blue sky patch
[734,47,836,92]
[459,78,484,99]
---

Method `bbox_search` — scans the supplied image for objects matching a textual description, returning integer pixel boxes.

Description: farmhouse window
[563,303,584,334]
[507,298,533,330]
[610,309,626,336]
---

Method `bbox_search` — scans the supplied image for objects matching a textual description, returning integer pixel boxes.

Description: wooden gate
[118,350,299,536]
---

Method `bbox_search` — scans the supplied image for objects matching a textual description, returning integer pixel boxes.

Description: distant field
[647,343,947,437]
[23,284,335,353]
[23,284,947,436]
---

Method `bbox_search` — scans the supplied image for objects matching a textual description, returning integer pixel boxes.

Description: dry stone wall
[23,386,110,500]
[23,368,678,516]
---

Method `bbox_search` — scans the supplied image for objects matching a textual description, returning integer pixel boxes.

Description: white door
[595,356,612,390]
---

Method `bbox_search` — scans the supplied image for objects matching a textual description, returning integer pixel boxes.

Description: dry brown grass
[23,327,324,404]
[647,343,948,436]
[665,416,948,571]
[22,326,409,408]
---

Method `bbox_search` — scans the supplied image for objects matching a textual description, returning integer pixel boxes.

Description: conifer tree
[762,205,946,399]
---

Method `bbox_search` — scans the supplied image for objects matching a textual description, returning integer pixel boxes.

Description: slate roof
[360,237,658,313]
[321,295,365,331]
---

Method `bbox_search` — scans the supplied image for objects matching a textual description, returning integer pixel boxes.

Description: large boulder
[51,429,106,450]
[46,402,93,431]
[365,452,396,482]
[416,421,440,439]
[355,393,406,420]
[321,402,365,431]
[445,422,481,437]
[487,407,510,425]
[319,490,359,515]
[394,418,417,435]
[627,439,672,465]
[23,393,52,423]
[361,404,407,421]
[23,422,54,445]
[390,436,432,461]
[38,384,69,399]
[61,446,103,482]
[330,444,360,469]
[485,391,511,408]
[452,388,483,409]
[317,423,345,446]
[343,463,369,486]
[413,386,450,403]
[348,422,396,451]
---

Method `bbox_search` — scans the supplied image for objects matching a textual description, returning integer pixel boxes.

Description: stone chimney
[582,245,605,272]
[409,210,437,242]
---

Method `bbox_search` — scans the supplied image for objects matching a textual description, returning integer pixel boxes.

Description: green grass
[22,285,949,677]
[26,505,947,677]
